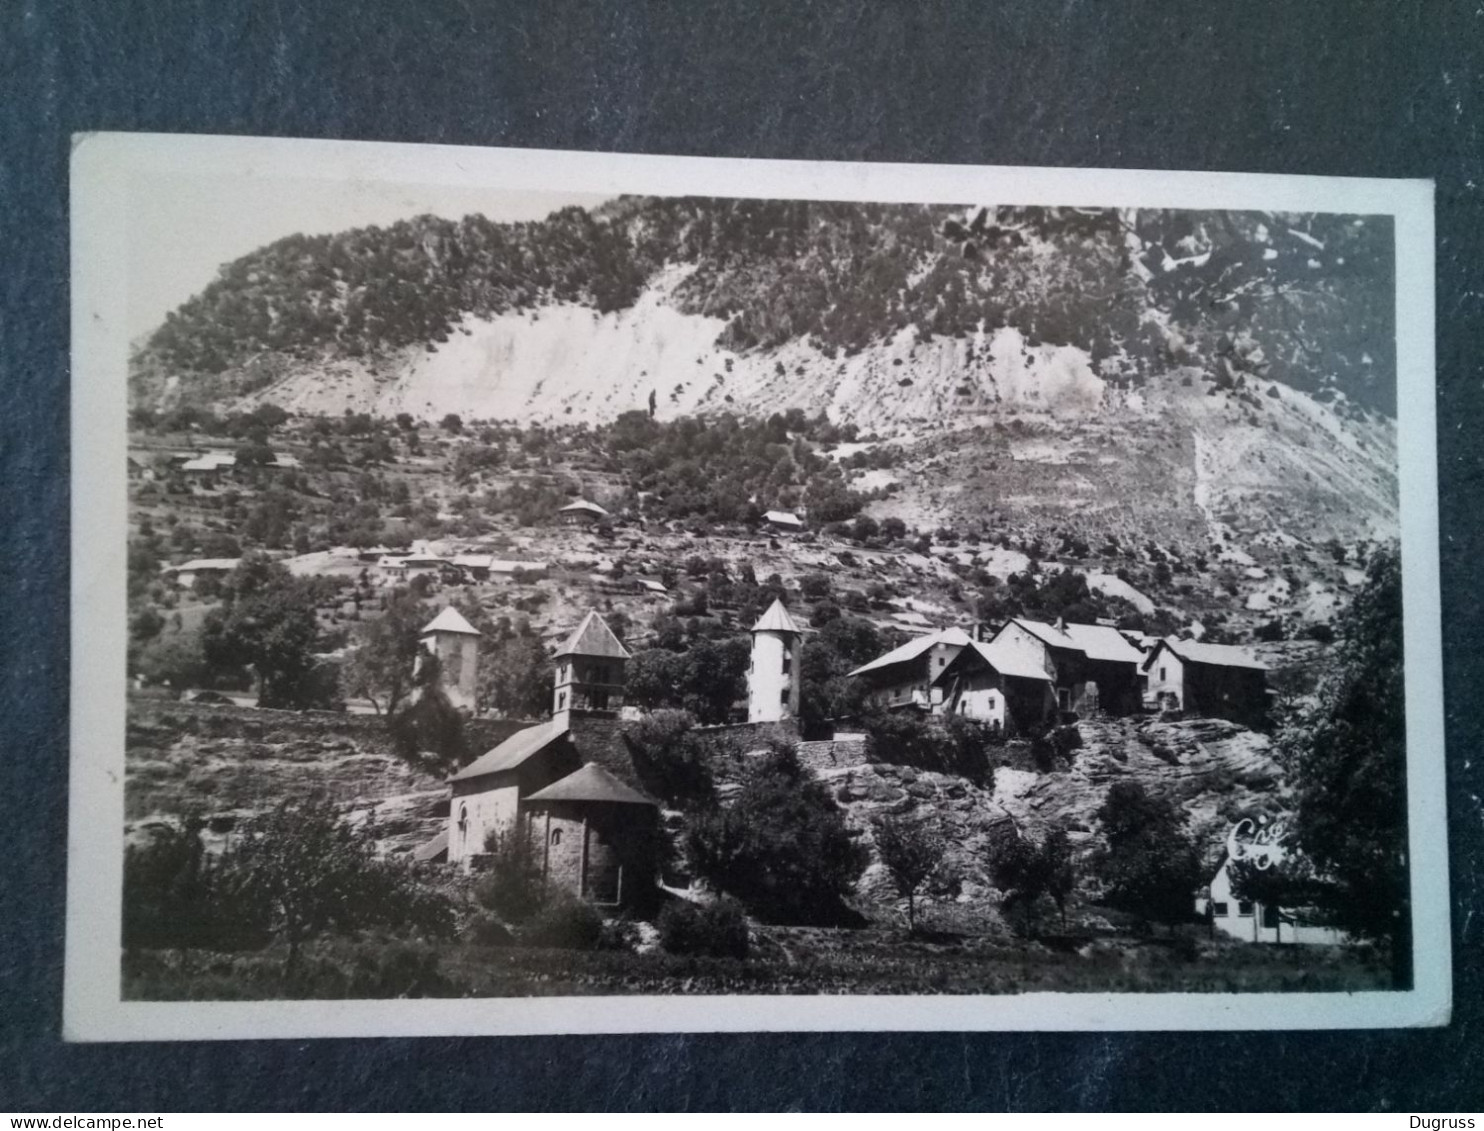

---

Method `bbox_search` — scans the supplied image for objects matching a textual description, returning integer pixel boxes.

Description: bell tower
[418,606,482,713]
[552,611,630,720]
[748,598,803,723]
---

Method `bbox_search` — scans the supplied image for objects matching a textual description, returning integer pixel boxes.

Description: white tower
[748,599,803,723]
[419,607,482,713]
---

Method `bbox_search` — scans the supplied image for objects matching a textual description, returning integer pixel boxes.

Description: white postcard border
[66,133,1447,1040]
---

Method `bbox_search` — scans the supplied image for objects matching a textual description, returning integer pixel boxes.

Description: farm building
[763,509,805,533]
[848,626,972,713]
[164,558,240,588]
[931,637,1055,734]
[1196,855,1345,945]
[558,498,609,526]
[1143,638,1269,728]
[988,618,1146,718]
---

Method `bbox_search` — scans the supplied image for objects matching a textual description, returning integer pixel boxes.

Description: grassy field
[123,926,1392,1001]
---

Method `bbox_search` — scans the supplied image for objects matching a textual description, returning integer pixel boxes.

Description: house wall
[1186,663,1269,729]
[1198,861,1346,945]
[995,623,1053,678]
[529,801,658,908]
[426,631,479,713]
[747,630,801,722]
[1146,647,1186,710]
[946,669,1007,727]
[448,778,520,866]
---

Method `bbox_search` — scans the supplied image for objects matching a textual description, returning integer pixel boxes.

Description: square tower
[552,611,630,719]
[419,606,482,713]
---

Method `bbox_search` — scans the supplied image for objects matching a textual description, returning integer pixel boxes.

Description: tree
[873,816,946,932]
[441,413,463,434]
[987,824,1077,936]
[200,555,323,708]
[685,747,865,922]
[340,589,427,716]
[481,630,551,718]
[1093,781,1203,933]
[1280,544,1411,985]
[226,797,453,972]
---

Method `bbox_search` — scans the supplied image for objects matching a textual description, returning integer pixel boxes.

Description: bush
[473,827,547,924]
[624,709,715,806]
[519,896,605,950]
[462,912,515,947]
[685,746,865,923]
[657,898,750,958]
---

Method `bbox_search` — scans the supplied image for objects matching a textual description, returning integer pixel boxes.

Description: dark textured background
[2,0,1480,1112]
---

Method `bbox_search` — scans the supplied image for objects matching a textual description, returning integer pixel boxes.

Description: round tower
[418,606,482,713]
[748,598,803,723]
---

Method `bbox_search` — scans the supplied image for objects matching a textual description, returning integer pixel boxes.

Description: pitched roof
[1061,622,1148,664]
[554,611,631,659]
[936,639,1053,683]
[421,607,481,636]
[525,762,657,806]
[1151,637,1267,672]
[1006,619,1145,665]
[848,626,972,677]
[751,598,803,635]
[168,558,240,573]
[559,498,609,515]
[451,716,569,781]
[764,510,804,526]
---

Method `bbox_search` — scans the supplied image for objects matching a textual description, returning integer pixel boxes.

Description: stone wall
[697,718,801,750]
[795,737,870,772]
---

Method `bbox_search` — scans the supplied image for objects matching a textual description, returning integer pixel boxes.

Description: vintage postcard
[66,134,1447,1039]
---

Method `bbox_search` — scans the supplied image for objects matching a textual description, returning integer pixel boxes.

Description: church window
[457,805,469,852]
[557,691,567,710]
[550,829,562,847]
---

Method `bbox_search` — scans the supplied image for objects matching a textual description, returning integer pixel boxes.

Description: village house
[1143,637,1270,729]
[763,509,805,534]
[988,618,1146,718]
[1196,819,1344,945]
[747,598,804,723]
[164,557,240,588]
[930,637,1056,734]
[437,610,659,909]
[558,498,609,527]
[847,626,972,713]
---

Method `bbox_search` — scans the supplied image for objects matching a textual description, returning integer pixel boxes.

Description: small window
[1160,667,1167,681]
[779,687,789,704]
[1211,901,1229,918]
[1238,901,1254,917]
[550,829,562,847]
[1262,905,1280,929]
[557,691,566,710]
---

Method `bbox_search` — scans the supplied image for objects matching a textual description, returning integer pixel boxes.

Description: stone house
[989,618,1146,718]
[1143,637,1269,728]
[930,637,1056,734]
[558,498,609,526]
[848,627,972,713]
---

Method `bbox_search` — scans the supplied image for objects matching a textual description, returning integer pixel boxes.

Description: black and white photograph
[65,135,1446,1039]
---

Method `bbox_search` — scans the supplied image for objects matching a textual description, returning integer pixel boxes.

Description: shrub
[685,746,865,923]
[473,827,547,924]
[624,709,715,806]
[657,898,750,958]
[462,912,515,947]
[519,896,605,950]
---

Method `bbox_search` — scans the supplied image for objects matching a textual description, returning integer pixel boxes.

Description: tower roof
[525,762,656,806]
[554,611,631,660]
[421,607,481,636]
[751,598,803,635]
